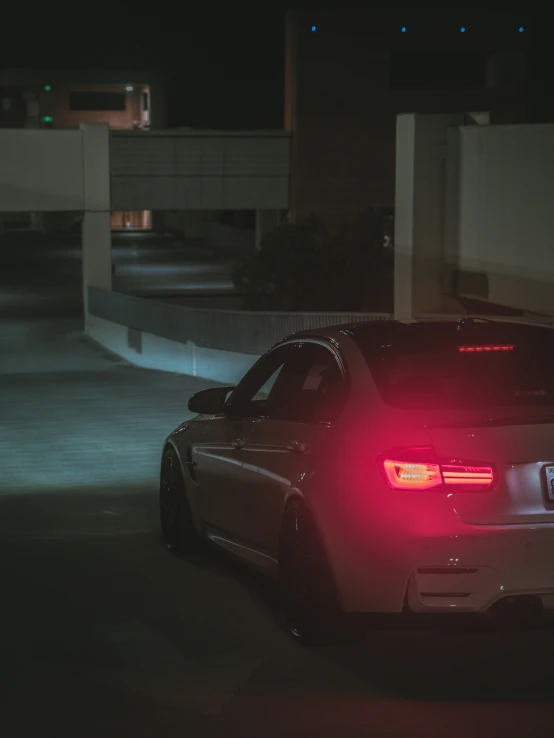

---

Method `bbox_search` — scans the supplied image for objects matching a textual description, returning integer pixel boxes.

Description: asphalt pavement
[0,232,553,737]
[111,231,240,302]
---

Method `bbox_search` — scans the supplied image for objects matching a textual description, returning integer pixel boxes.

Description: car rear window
[354,323,554,410]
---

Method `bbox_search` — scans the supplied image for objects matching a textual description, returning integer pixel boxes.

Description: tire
[159,447,200,555]
[279,500,364,645]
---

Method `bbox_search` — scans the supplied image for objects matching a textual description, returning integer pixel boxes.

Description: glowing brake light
[441,465,494,488]
[458,344,514,353]
[381,452,495,491]
[383,460,442,490]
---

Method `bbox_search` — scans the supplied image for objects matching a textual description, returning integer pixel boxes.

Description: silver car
[160,318,554,641]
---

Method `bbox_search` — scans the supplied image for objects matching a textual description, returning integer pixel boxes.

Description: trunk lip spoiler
[425,414,554,429]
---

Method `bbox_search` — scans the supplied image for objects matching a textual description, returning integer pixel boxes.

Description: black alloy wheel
[279,500,358,645]
[159,447,199,554]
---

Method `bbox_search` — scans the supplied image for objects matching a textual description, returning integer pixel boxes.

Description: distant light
[519,26,525,33]
[460,26,466,33]
[311,25,316,32]
[401,26,407,33]
[44,85,51,92]
[42,116,53,123]
[125,85,133,92]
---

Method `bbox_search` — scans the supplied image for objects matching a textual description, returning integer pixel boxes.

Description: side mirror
[188,387,236,415]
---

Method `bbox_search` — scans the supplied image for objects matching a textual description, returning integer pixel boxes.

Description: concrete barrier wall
[86,286,392,383]
[110,130,291,211]
[454,124,554,316]
[87,314,258,384]
[87,288,554,384]
[0,129,85,212]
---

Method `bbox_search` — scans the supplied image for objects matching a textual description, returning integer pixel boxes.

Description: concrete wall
[0,129,84,211]
[453,124,554,315]
[87,313,258,385]
[87,287,554,383]
[396,115,554,317]
[394,113,464,319]
[0,128,290,214]
[86,286,392,383]
[110,131,291,211]
[81,124,112,315]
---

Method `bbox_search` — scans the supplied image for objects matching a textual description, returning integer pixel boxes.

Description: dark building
[285,10,532,227]
[0,69,164,231]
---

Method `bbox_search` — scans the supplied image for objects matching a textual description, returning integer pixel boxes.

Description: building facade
[285,10,532,227]
[0,68,163,131]
[0,69,164,231]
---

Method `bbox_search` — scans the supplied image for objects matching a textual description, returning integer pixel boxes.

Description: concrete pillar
[23,87,44,233]
[394,113,465,320]
[255,209,281,250]
[80,123,111,324]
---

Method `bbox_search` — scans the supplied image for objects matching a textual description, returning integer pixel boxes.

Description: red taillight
[458,344,514,353]
[381,451,494,491]
[383,460,442,490]
[441,464,494,489]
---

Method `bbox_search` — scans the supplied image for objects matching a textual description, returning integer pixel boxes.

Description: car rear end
[332,319,554,619]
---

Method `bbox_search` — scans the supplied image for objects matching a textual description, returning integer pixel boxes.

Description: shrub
[233,208,393,312]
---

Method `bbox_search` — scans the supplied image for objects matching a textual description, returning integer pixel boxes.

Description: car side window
[252,365,284,402]
[267,343,347,424]
[230,342,347,422]
[229,344,300,418]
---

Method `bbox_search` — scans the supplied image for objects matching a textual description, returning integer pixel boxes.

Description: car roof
[287,317,554,348]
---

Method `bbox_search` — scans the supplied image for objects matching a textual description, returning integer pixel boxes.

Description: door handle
[287,440,306,454]
[232,436,245,450]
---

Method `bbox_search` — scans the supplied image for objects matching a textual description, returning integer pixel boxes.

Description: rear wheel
[279,500,364,645]
[159,447,200,554]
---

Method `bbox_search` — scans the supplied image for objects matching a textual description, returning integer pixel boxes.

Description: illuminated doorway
[111,210,151,230]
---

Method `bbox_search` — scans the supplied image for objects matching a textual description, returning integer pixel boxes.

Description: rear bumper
[409,525,554,613]
[335,523,554,614]
[406,567,554,614]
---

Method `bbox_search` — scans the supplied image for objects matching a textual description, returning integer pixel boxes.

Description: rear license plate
[543,465,554,502]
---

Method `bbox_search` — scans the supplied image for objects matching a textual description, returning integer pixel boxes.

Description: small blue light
[519,26,524,33]
[460,26,466,33]
[401,26,407,33]
[311,25,316,32]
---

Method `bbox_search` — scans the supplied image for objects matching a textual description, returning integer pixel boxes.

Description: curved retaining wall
[86,286,392,384]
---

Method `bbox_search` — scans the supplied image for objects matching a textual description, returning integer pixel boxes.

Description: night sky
[2,6,286,129]
[2,7,551,127]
